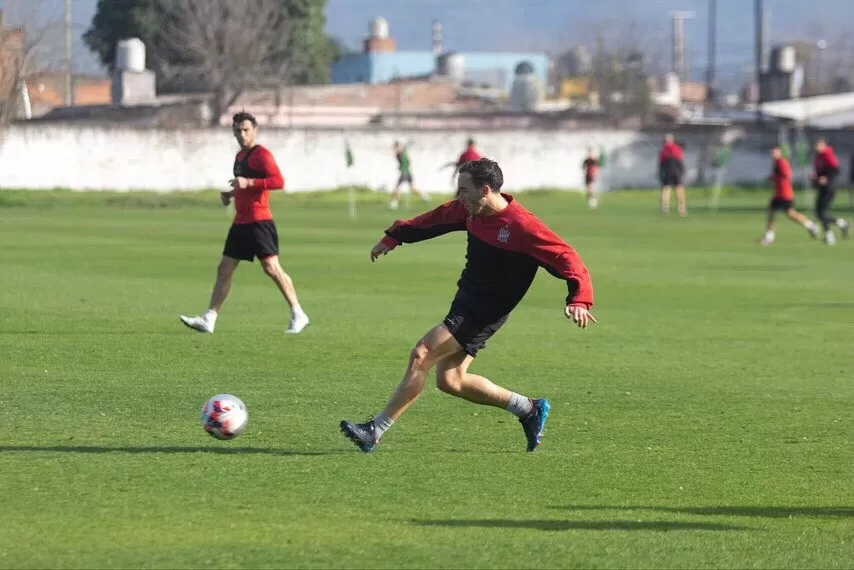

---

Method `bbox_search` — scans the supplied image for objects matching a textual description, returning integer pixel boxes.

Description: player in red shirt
[659,134,687,216]
[582,147,600,209]
[810,139,850,245]
[758,146,818,246]
[180,111,310,334]
[340,158,596,453]
[441,138,483,186]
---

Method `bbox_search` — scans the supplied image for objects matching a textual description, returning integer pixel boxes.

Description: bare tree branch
[158,0,295,125]
[0,0,63,125]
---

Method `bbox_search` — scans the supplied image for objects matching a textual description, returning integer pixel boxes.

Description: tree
[0,0,62,125]
[83,0,335,112]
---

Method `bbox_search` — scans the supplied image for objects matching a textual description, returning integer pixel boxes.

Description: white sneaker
[806,224,819,239]
[823,232,837,246]
[180,314,214,333]
[838,219,850,239]
[588,197,598,209]
[286,313,310,334]
[389,200,399,210]
[759,237,774,246]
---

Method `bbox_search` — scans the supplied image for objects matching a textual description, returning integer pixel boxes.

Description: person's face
[815,140,826,152]
[457,172,490,215]
[233,120,257,148]
[771,147,781,159]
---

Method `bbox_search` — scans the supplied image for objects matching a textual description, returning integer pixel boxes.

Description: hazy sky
[3,0,852,80]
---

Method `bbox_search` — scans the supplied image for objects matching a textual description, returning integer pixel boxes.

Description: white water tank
[436,52,465,82]
[116,38,146,73]
[510,75,544,110]
[775,45,796,73]
[370,17,389,39]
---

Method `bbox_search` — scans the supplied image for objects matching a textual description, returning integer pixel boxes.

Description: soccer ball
[200,394,248,440]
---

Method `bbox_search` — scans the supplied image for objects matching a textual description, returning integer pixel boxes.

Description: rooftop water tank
[370,17,389,39]
[436,52,465,82]
[116,38,146,73]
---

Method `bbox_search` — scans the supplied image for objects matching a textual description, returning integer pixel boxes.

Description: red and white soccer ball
[200,394,248,440]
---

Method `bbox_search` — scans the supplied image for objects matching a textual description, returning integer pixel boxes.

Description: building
[331,17,549,93]
[0,9,25,109]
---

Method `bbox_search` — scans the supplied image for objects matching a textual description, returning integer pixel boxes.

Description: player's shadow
[550,505,854,519]
[0,445,345,456]
[412,519,749,532]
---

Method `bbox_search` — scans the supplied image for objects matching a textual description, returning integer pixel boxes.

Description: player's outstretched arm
[378,200,468,254]
[564,304,597,329]
[370,241,392,262]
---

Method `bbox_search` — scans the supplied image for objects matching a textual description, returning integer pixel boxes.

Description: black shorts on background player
[769,198,794,211]
[223,220,279,261]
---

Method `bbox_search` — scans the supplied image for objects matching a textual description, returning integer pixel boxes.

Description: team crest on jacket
[497,224,510,243]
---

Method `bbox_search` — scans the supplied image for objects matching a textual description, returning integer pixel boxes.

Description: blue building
[331,18,549,93]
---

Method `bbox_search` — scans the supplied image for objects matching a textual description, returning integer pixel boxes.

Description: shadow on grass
[0,445,346,456]
[550,505,854,519]
[412,519,749,532]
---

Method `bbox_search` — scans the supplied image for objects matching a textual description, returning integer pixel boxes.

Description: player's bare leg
[585,182,597,209]
[180,256,240,333]
[390,182,402,210]
[340,324,550,452]
[758,208,777,245]
[411,183,430,204]
[260,255,309,334]
[675,185,687,216]
[786,208,819,239]
[660,186,671,214]
[435,351,550,451]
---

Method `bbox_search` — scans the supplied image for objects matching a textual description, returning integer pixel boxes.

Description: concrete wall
[1,125,852,193]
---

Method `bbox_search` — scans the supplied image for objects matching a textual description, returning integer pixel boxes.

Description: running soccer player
[582,147,600,209]
[810,139,850,245]
[441,138,484,185]
[389,141,429,210]
[659,134,687,216]
[758,146,819,245]
[339,158,596,453]
[179,111,310,334]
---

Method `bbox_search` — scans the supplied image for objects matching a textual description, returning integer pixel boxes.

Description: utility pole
[671,11,695,79]
[755,0,764,123]
[65,0,72,107]
[706,0,717,104]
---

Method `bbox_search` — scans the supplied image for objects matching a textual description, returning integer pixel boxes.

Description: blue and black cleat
[339,419,379,453]
[519,399,551,452]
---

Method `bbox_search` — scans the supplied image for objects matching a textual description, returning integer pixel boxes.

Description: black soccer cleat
[339,419,378,453]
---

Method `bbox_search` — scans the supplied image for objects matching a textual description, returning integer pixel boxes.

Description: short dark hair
[232,111,257,127]
[467,138,475,146]
[459,158,503,192]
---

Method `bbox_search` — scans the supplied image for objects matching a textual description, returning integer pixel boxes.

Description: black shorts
[584,175,595,186]
[770,198,794,211]
[398,173,414,185]
[223,220,279,262]
[660,172,683,187]
[442,292,508,358]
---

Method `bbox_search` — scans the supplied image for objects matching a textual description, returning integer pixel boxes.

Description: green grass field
[1,188,852,569]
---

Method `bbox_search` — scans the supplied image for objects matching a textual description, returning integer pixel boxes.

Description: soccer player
[441,138,483,186]
[659,134,686,216]
[339,158,596,453]
[810,139,850,245]
[389,141,429,210]
[582,147,600,209]
[758,146,819,246]
[179,111,310,334]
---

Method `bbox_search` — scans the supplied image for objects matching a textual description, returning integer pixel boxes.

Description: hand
[219,191,233,206]
[229,177,250,190]
[564,304,597,329]
[818,176,828,185]
[370,241,392,262]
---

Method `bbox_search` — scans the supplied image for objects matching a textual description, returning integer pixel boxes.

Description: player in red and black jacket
[441,138,483,185]
[582,147,600,209]
[340,158,596,454]
[658,133,687,216]
[180,111,310,335]
[810,139,850,244]
[758,145,818,245]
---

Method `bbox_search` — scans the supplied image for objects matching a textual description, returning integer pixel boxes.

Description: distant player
[659,134,686,216]
[582,147,600,209]
[758,146,819,246]
[442,138,483,186]
[810,139,850,245]
[389,141,429,210]
[339,158,596,453]
[179,111,310,334]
